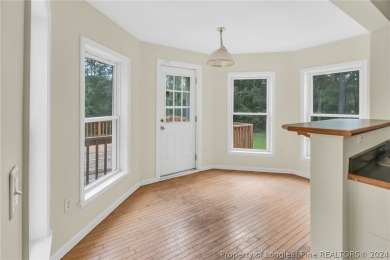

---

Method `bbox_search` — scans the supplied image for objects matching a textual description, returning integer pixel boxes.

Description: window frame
[227,72,275,156]
[301,60,368,160]
[80,37,130,207]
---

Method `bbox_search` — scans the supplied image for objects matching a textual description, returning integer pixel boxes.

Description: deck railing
[85,120,112,137]
[233,122,253,149]
[84,121,112,186]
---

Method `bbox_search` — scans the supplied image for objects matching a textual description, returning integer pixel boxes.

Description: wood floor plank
[63,169,310,260]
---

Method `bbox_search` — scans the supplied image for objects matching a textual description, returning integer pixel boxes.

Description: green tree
[233,79,267,132]
[313,70,359,117]
[85,58,113,118]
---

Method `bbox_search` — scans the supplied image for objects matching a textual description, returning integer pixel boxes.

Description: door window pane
[174,108,182,122]
[183,92,190,106]
[183,108,190,122]
[166,108,173,122]
[166,75,174,90]
[175,76,182,91]
[174,92,182,106]
[166,91,173,106]
[183,77,190,91]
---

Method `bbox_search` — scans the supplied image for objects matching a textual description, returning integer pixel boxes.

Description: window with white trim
[228,72,275,155]
[80,37,130,206]
[301,61,368,159]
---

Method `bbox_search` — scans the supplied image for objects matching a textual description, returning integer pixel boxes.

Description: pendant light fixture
[207,27,235,67]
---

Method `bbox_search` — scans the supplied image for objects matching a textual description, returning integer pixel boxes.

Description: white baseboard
[160,169,202,181]
[289,169,310,179]
[211,164,310,179]
[140,177,159,186]
[198,165,214,171]
[51,182,140,260]
[51,165,309,259]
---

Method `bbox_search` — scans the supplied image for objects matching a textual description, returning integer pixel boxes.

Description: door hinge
[195,77,198,84]
[195,116,198,122]
[195,154,197,161]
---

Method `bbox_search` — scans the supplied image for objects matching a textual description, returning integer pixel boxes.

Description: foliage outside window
[228,72,274,155]
[302,61,367,159]
[85,58,114,118]
[80,37,130,206]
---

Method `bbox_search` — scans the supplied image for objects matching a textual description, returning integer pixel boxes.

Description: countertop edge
[282,120,390,137]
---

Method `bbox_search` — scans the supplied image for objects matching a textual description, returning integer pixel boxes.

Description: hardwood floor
[64,169,310,260]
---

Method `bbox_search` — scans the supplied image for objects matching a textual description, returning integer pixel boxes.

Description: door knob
[160,126,165,130]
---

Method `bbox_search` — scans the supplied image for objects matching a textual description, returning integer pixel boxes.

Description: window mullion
[309,113,359,118]
[233,112,268,116]
[85,116,114,123]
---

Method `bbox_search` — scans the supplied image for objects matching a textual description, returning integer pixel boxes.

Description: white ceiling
[87,1,368,54]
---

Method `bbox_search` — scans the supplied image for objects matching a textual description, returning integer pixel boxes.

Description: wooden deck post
[233,122,254,149]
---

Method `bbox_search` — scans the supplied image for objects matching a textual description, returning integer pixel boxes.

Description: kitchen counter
[282,119,390,137]
[282,118,390,257]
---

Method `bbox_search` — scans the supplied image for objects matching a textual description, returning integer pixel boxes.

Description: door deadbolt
[160,126,165,130]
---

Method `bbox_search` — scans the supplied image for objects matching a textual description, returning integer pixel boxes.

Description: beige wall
[211,35,370,175]
[212,52,299,171]
[50,1,141,253]
[1,1,25,259]
[371,0,390,22]
[291,34,371,173]
[139,43,214,180]
[49,1,216,255]
[370,27,390,119]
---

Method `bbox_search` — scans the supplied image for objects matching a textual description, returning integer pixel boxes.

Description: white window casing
[227,72,275,156]
[301,60,368,160]
[80,37,130,207]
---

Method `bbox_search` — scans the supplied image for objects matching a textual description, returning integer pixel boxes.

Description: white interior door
[160,66,196,176]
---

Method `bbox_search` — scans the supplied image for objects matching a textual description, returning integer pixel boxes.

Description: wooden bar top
[282,119,390,137]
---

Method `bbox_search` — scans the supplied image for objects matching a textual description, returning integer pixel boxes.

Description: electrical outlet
[64,197,72,213]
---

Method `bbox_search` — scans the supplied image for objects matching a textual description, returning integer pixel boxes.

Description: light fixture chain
[220,29,224,48]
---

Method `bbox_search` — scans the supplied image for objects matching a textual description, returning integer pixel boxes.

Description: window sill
[228,150,274,157]
[79,170,129,208]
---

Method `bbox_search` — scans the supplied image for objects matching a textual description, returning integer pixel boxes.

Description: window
[165,75,191,123]
[84,57,117,186]
[80,37,130,206]
[301,60,368,159]
[228,72,275,155]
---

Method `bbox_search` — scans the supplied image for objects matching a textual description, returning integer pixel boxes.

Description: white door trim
[156,59,202,179]
[30,0,53,258]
